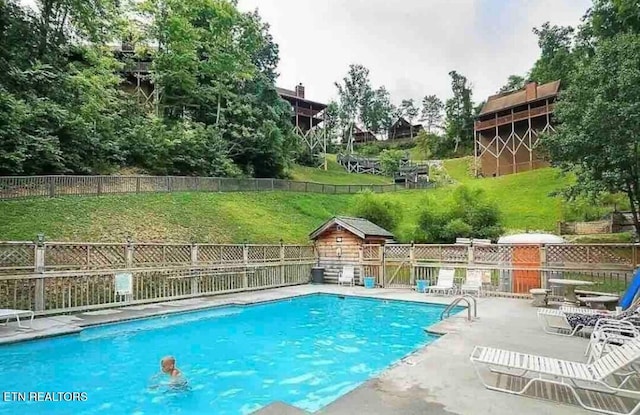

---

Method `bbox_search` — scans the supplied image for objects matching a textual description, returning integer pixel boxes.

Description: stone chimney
[525,81,538,101]
[295,83,305,99]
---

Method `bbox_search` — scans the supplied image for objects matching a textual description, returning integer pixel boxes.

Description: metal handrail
[440,295,478,321]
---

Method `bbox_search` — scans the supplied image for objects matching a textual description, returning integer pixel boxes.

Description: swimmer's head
[161,356,176,374]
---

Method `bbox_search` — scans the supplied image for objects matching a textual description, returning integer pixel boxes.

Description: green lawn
[0,157,577,243]
[289,155,392,185]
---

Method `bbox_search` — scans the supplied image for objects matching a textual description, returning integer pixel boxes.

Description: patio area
[0,285,609,415]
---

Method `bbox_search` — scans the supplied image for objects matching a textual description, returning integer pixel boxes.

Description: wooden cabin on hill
[352,126,378,144]
[474,80,559,177]
[388,117,423,140]
[276,84,327,134]
[310,217,394,284]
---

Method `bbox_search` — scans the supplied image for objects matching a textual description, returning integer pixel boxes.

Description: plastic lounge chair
[338,266,355,286]
[537,308,610,336]
[460,269,483,297]
[426,268,455,296]
[470,338,640,415]
[587,319,640,363]
[0,309,34,329]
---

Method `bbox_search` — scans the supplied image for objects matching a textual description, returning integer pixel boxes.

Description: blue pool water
[0,294,460,415]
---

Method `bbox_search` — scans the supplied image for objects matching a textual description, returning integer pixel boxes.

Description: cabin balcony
[474,103,555,132]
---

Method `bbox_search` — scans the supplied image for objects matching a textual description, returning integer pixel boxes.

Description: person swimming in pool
[160,356,182,378]
[150,356,188,391]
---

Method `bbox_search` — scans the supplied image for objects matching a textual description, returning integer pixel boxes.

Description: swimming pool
[0,294,460,415]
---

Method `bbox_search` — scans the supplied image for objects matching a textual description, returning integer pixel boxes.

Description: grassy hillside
[0,157,572,243]
[289,155,391,185]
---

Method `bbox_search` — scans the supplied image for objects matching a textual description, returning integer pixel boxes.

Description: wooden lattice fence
[0,241,315,314]
[358,243,638,293]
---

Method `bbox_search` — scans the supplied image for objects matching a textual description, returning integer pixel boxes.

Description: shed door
[512,245,541,293]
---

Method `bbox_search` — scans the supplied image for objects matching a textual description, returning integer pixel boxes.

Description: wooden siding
[315,226,363,284]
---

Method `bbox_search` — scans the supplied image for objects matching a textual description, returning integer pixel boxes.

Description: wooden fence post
[97,176,103,195]
[48,178,55,198]
[358,245,364,285]
[136,177,141,194]
[540,244,547,289]
[125,238,134,268]
[381,244,386,288]
[243,243,249,288]
[280,241,285,285]
[34,234,46,312]
[271,179,275,191]
[410,242,416,287]
[191,244,199,295]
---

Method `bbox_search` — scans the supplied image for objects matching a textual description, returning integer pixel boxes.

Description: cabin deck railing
[475,103,556,131]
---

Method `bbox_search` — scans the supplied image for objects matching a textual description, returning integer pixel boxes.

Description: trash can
[311,267,325,284]
[364,276,376,289]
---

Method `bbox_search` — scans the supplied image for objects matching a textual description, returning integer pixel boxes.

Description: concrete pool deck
[0,285,610,414]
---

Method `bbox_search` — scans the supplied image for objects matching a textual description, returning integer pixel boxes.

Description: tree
[416,186,502,243]
[542,33,640,236]
[498,75,526,93]
[420,94,443,133]
[529,22,576,85]
[399,99,419,137]
[361,86,394,135]
[378,149,405,176]
[335,64,372,151]
[351,190,401,232]
[140,0,293,177]
[578,0,640,48]
[444,71,474,154]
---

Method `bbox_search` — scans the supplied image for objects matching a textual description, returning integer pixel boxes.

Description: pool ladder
[440,295,477,321]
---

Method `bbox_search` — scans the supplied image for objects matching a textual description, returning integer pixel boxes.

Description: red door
[512,245,541,293]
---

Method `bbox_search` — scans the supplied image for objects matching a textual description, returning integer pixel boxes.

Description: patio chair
[586,318,640,363]
[0,309,34,329]
[538,305,640,337]
[460,269,483,297]
[470,338,640,415]
[338,266,355,286]
[425,268,456,296]
[537,308,608,336]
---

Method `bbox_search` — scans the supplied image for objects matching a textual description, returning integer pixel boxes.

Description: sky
[237,0,591,106]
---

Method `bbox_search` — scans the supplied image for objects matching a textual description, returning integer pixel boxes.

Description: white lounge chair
[587,319,640,363]
[426,268,456,296]
[538,308,610,336]
[460,269,483,297]
[0,309,34,329]
[470,338,640,415]
[338,266,355,286]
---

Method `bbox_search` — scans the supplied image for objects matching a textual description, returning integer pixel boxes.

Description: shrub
[378,149,405,176]
[351,190,401,232]
[562,193,629,222]
[416,186,503,243]
[357,144,381,156]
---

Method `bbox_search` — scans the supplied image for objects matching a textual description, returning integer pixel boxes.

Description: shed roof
[309,216,394,240]
[479,80,560,117]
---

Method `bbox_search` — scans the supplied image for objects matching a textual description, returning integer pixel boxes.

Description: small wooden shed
[310,216,394,284]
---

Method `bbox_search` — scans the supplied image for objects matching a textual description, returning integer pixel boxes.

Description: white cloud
[237,0,590,105]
